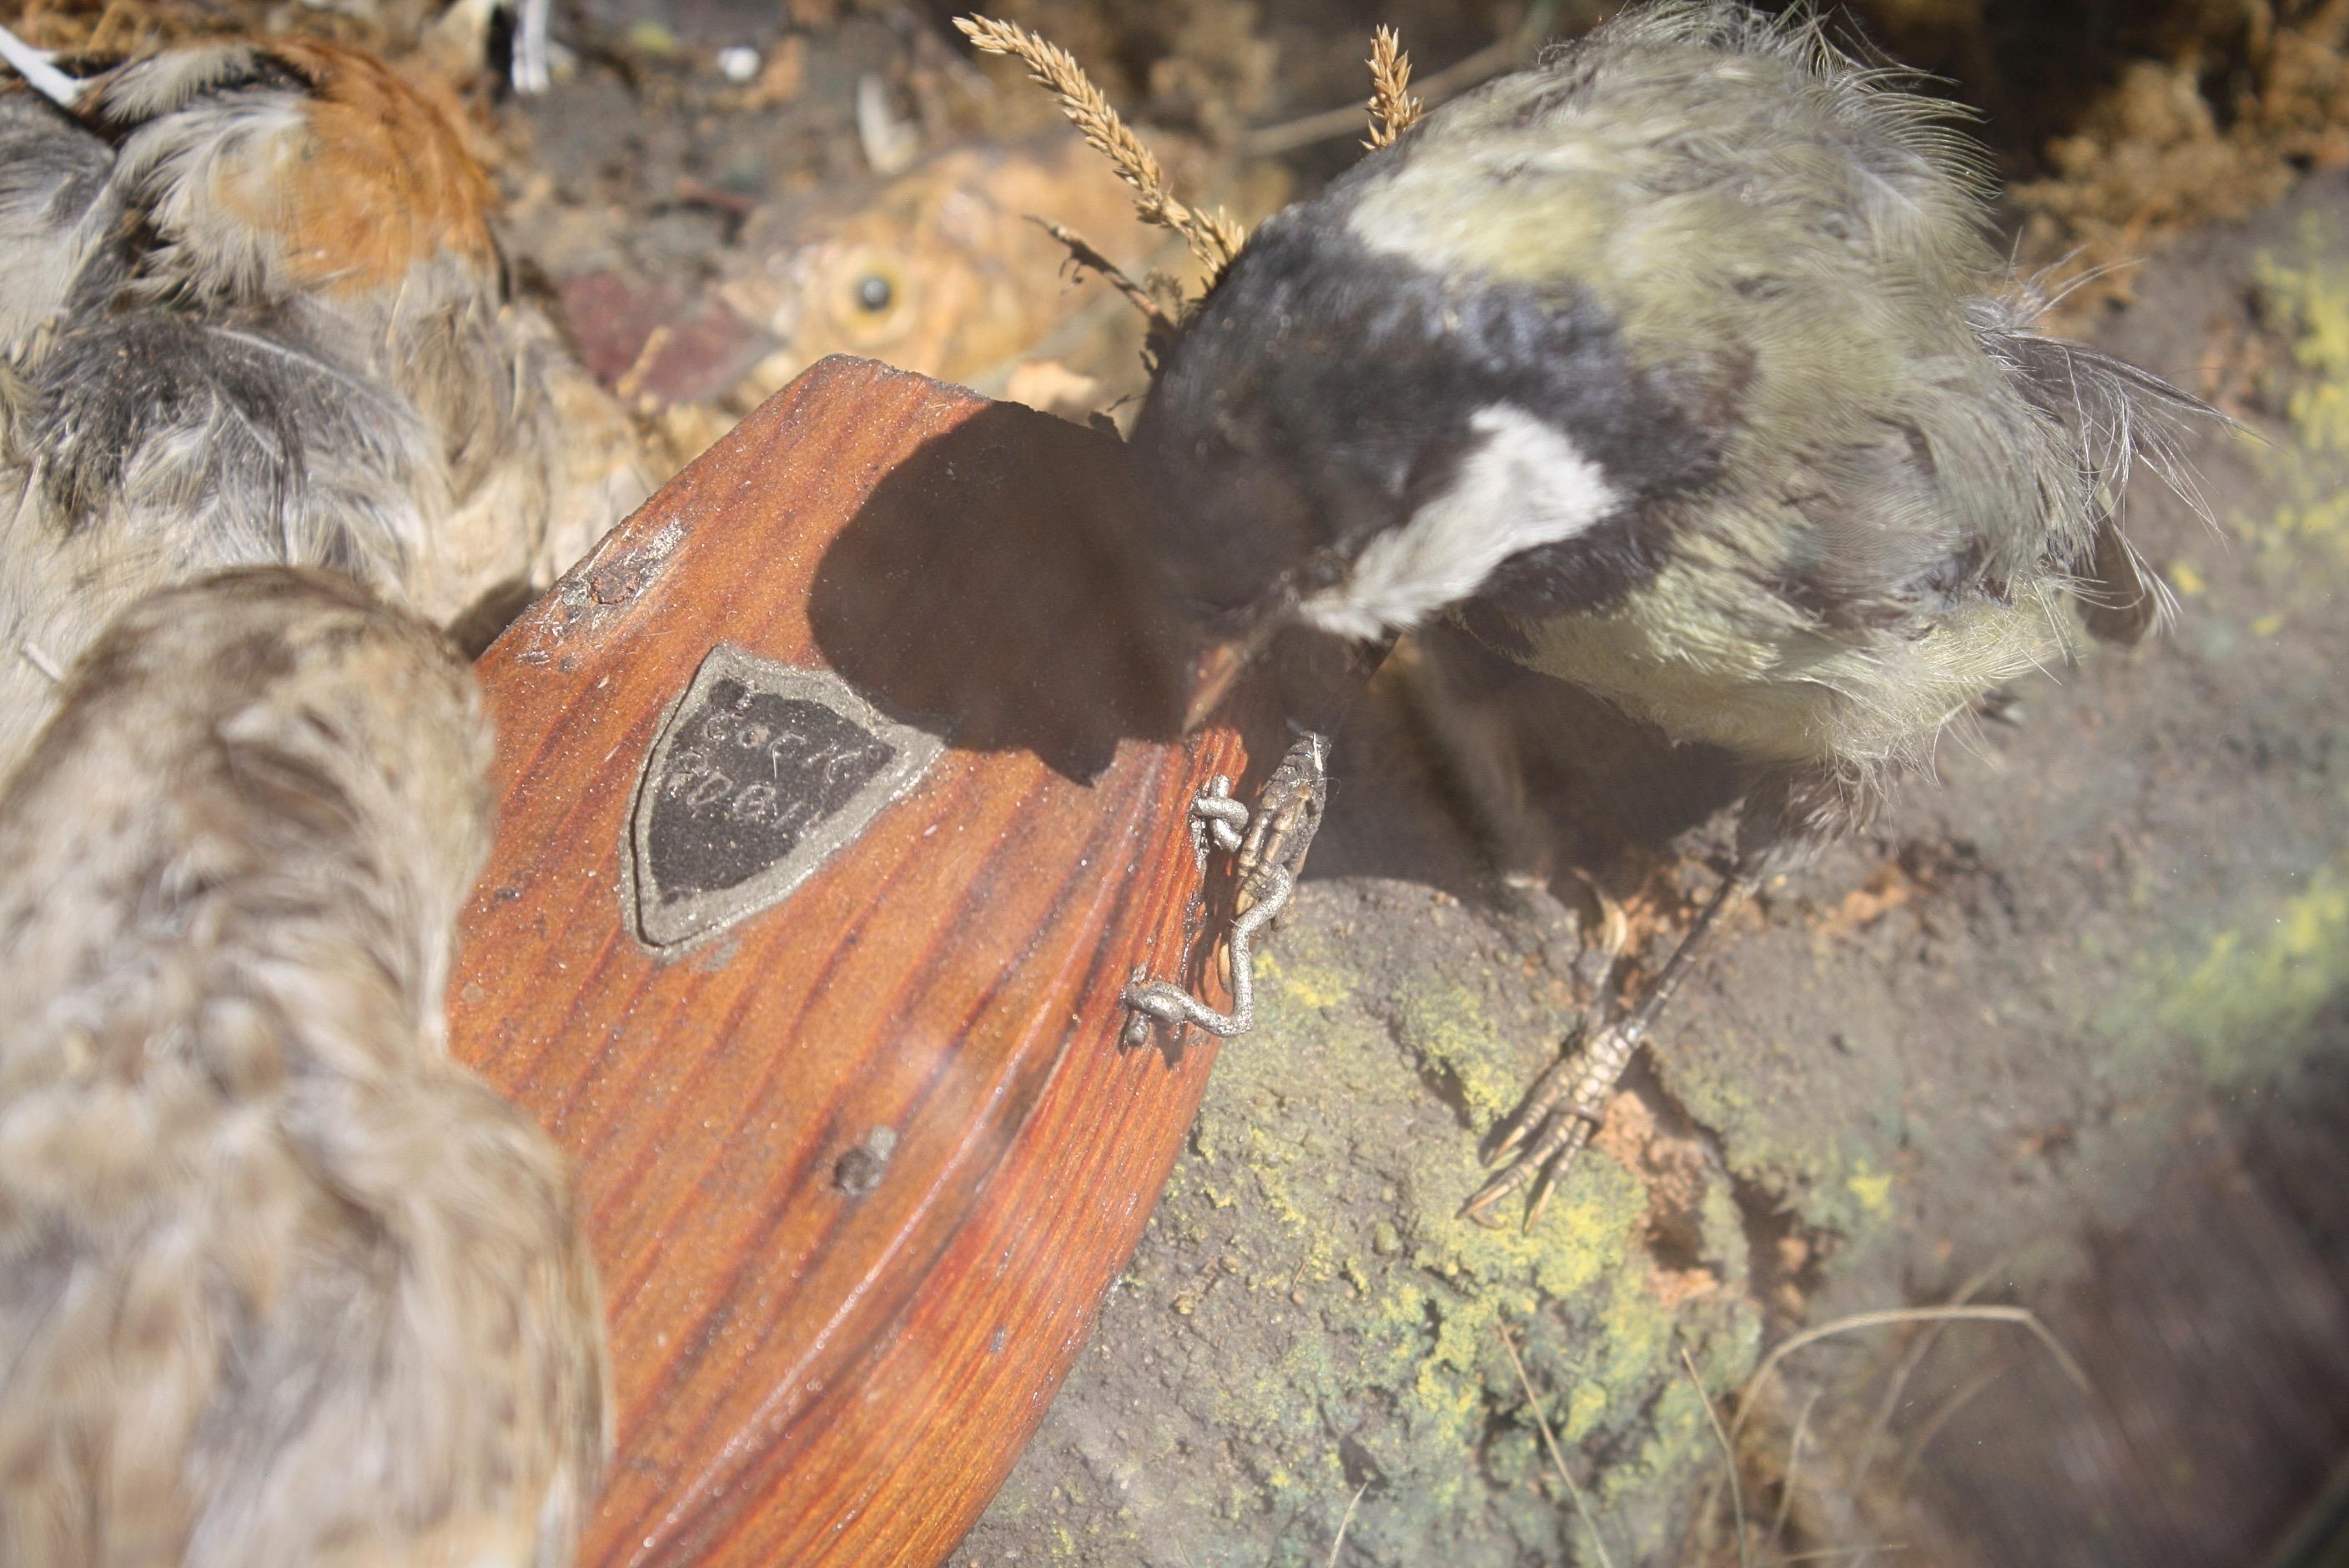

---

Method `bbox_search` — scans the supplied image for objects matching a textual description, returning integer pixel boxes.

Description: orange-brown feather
[264,41,499,294]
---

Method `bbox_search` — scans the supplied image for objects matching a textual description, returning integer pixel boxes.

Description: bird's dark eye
[854,274,893,313]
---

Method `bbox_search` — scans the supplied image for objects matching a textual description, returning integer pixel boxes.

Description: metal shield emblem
[625,644,943,952]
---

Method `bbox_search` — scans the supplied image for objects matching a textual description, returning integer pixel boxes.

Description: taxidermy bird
[0,28,646,777]
[0,568,607,1566]
[1130,0,2211,1224]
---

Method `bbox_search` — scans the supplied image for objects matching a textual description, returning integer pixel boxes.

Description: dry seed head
[956,14,1244,279]
[1365,27,1424,149]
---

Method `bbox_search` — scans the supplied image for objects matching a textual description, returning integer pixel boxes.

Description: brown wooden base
[449,356,1265,1565]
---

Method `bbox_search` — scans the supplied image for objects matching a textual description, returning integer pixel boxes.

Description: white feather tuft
[1299,405,1622,641]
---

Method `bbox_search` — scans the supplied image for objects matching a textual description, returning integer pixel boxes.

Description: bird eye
[829,247,909,346]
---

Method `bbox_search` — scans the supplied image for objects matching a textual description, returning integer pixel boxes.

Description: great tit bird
[0,29,646,779]
[0,569,607,1567]
[1130,0,2211,1225]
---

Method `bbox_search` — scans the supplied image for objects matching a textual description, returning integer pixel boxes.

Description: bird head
[1131,199,1718,726]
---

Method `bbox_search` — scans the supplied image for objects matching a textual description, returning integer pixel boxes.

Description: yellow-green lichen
[1124,906,1760,1564]
[1391,984,1538,1124]
[2237,218,2349,610]
[1656,1026,1899,1242]
[2116,861,2349,1086]
[1844,1163,1894,1221]
[2262,214,2349,449]
[1252,947,1351,1013]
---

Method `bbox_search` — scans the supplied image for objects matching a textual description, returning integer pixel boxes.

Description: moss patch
[2232,216,2349,608]
[1082,899,1767,1565]
[2098,860,2349,1088]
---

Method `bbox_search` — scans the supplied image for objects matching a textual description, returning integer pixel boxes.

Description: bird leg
[1123,732,1328,1043]
[1231,731,1329,928]
[1460,861,1758,1229]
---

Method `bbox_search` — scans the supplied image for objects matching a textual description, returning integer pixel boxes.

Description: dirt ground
[15,0,2345,1560]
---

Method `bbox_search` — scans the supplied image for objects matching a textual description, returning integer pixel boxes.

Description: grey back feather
[0,93,117,351]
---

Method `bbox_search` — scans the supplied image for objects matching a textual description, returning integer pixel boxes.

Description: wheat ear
[956,14,1245,278]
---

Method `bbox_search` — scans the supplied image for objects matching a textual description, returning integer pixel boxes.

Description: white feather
[0,24,87,109]
[1299,405,1622,640]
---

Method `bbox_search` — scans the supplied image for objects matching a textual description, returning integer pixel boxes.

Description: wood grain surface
[448,356,1265,1565]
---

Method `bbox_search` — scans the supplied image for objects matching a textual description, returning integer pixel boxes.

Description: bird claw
[1235,731,1327,926]
[1121,732,1329,1045]
[1463,863,1756,1230]
[1459,1122,1595,1231]
[1460,1015,1637,1231]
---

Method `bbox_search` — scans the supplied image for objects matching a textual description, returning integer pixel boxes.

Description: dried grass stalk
[1366,27,1424,149]
[956,14,1245,278]
[1496,1324,1620,1568]
[1029,216,1171,324]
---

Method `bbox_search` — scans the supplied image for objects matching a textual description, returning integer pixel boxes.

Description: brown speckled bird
[0,30,646,776]
[0,567,608,1567]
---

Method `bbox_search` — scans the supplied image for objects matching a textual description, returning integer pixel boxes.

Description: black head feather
[1133,207,1719,637]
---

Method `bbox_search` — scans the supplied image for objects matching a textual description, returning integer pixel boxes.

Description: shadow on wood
[808,400,1191,781]
[447,356,1268,1565]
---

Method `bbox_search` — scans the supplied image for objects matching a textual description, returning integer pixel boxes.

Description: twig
[956,15,1243,278]
[1684,1346,1753,1568]
[1846,1265,1999,1491]
[1365,27,1423,149]
[18,640,65,686]
[1892,1359,2015,1490]
[1325,1478,1371,1568]
[1028,217,1169,324]
[1766,1390,1820,1553]
[1497,1324,1619,1568]
[0,21,88,106]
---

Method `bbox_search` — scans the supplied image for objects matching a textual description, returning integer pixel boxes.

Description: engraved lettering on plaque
[624,645,943,952]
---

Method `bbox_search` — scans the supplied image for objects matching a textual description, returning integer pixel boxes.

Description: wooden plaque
[449,357,1258,1565]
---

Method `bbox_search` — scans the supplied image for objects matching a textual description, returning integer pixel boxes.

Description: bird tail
[1972,296,2228,643]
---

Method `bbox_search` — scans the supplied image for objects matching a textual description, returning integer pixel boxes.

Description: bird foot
[1122,733,1328,1043]
[1460,1013,1642,1230]
[1232,731,1328,925]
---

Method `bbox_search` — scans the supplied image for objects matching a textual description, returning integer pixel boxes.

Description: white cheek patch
[1300,404,1622,640]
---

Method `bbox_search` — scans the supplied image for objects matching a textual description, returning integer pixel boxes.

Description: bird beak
[1180,619,1279,733]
